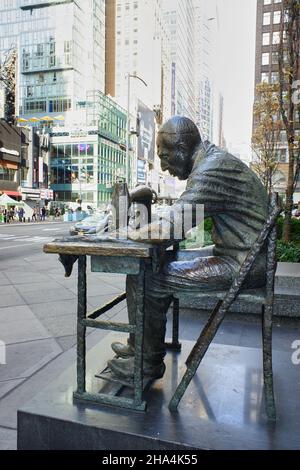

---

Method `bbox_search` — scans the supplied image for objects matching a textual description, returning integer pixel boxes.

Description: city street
[0,221,71,262]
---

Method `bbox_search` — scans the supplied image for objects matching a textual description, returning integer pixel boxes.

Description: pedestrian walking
[9,208,14,222]
[41,206,46,221]
[32,208,37,222]
[18,207,25,222]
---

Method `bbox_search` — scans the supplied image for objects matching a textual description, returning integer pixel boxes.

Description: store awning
[0,147,20,157]
[0,193,23,206]
[0,161,18,170]
[3,191,22,197]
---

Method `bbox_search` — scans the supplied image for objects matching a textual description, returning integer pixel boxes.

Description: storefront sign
[137,101,155,163]
[40,189,54,200]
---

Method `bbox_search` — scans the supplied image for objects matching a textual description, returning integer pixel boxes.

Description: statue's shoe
[108,356,166,380]
[111,342,135,358]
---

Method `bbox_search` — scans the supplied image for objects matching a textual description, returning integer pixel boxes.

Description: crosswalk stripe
[0,234,53,243]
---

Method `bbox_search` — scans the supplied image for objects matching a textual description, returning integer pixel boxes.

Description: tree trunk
[283,144,295,242]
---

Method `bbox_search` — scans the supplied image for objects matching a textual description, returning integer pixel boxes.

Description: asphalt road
[0,221,72,262]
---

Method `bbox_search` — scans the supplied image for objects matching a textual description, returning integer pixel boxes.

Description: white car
[69,211,112,235]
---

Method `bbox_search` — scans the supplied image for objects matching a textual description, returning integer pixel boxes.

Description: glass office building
[0,0,106,119]
[50,91,127,206]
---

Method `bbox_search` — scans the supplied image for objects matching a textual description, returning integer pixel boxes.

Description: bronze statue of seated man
[107,115,269,381]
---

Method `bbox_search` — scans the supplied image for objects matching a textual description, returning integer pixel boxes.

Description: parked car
[69,210,112,236]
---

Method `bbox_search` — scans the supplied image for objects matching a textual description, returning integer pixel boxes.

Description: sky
[215,0,257,160]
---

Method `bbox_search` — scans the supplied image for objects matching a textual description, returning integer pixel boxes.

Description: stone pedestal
[18,333,300,450]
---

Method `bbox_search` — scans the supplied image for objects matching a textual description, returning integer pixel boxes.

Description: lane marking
[0,236,53,248]
[0,242,42,250]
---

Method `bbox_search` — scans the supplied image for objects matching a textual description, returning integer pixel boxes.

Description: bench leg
[262,304,276,421]
[169,300,225,411]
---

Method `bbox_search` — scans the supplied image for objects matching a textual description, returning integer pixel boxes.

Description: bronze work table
[43,237,171,412]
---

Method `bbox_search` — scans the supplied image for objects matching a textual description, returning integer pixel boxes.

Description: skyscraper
[108,0,171,119]
[0,0,106,120]
[194,0,219,142]
[106,0,172,192]
[163,0,196,121]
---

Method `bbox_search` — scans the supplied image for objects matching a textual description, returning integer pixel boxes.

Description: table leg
[76,255,87,395]
[133,261,146,407]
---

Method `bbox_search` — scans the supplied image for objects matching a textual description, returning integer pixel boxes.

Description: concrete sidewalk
[0,249,300,449]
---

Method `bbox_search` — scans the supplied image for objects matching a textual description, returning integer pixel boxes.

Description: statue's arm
[128,168,219,244]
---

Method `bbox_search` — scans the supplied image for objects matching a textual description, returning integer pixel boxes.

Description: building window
[24,100,47,113]
[23,58,29,70]
[0,167,16,181]
[65,54,71,66]
[49,98,71,113]
[263,12,271,25]
[49,40,55,54]
[64,40,71,53]
[272,51,279,64]
[49,56,56,67]
[262,33,270,45]
[280,131,287,142]
[261,72,269,83]
[273,11,281,24]
[36,44,43,56]
[262,52,269,66]
[271,71,279,83]
[264,0,271,4]
[27,86,33,97]
[273,32,280,44]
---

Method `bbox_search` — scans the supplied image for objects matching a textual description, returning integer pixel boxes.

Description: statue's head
[156,116,201,180]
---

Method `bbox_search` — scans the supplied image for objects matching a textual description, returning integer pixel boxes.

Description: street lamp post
[126,73,147,187]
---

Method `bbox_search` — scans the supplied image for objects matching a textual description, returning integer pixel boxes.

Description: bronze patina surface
[44,116,280,419]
